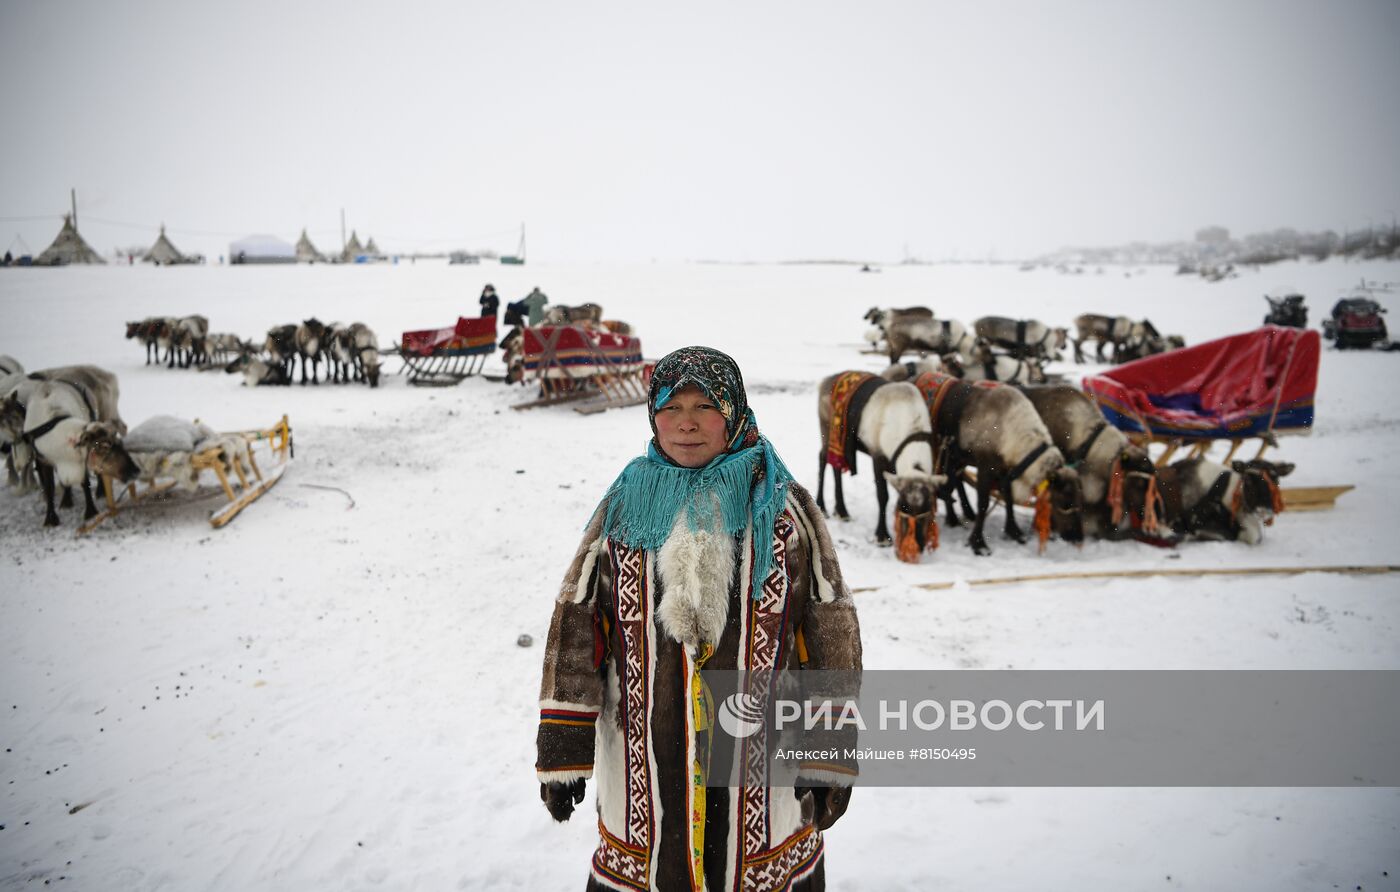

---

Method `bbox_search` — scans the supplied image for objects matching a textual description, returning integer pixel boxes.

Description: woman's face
[655,384,729,468]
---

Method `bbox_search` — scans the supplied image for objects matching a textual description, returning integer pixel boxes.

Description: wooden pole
[850,564,1400,594]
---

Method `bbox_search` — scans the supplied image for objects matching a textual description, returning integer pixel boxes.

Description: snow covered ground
[1,258,1398,891]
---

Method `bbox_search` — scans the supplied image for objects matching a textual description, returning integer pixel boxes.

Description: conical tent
[143,225,187,265]
[364,237,381,257]
[341,231,363,262]
[296,228,325,263]
[34,215,105,266]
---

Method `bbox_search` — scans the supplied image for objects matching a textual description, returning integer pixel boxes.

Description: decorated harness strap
[825,372,883,475]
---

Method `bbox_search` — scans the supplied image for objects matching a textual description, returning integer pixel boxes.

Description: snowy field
[2,258,1398,891]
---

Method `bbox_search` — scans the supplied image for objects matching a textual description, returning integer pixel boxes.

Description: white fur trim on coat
[655,508,736,647]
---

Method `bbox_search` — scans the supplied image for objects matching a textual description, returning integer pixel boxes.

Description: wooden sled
[1280,485,1354,512]
[396,316,496,386]
[512,325,650,414]
[78,415,294,534]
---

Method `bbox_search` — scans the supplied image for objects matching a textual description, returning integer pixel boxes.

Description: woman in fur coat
[535,346,863,892]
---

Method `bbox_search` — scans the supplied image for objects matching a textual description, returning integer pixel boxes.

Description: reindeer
[880,357,943,382]
[1115,322,1185,363]
[263,324,298,379]
[345,323,381,388]
[1155,457,1293,544]
[816,372,945,549]
[204,333,245,364]
[173,315,210,368]
[153,316,181,367]
[973,316,1068,362]
[1072,314,1151,363]
[325,322,353,383]
[225,353,291,387]
[1020,386,1161,539]
[864,306,934,327]
[543,303,605,327]
[883,316,976,365]
[913,372,1083,555]
[500,327,525,384]
[125,319,163,364]
[21,366,136,526]
[2,362,32,489]
[959,340,1047,385]
[294,318,327,384]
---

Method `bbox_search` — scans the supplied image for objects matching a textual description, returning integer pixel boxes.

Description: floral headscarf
[597,346,793,597]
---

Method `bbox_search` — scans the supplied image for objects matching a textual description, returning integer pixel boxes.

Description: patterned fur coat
[536,482,862,891]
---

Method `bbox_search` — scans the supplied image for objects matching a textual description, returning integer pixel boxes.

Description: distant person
[520,286,549,326]
[479,284,499,320]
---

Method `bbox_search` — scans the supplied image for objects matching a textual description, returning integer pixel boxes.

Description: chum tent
[34,215,106,266]
[143,225,189,265]
[295,228,325,263]
[340,231,364,263]
[229,234,296,264]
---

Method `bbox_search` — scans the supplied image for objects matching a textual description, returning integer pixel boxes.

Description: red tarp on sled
[400,316,497,356]
[1082,326,1319,440]
[522,325,643,378]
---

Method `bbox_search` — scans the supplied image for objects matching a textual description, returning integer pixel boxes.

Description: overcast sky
[3,0,1398,263]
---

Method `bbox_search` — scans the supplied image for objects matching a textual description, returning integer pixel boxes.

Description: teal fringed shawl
[597,438,795,596]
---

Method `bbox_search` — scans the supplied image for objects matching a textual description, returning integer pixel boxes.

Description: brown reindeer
[973,316,1068,362]
[1020,385,1161,539]
[884,316,975,365]
[1072,314,1150,364]
[125,319,163,364]
[913,372,1083,555]
[264,325,298,379]
[294,318,327,384]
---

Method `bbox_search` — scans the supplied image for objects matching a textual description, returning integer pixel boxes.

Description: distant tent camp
[34,215,105,266]
[229,234,296,265]
[295,228,325,263]
[339,230,364,263]
[143,225,188,265]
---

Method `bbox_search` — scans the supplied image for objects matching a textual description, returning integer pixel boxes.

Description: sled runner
[78,415,294,534]
[1083,326,1320,466]
[395,316,497,385]
[511,324,650,414]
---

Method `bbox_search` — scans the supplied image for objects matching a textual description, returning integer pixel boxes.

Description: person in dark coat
[479,284,500,320]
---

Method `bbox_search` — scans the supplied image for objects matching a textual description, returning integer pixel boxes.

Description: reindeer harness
[1064,421,1108,468]
[826,371,886,475]
[21,378,96,444]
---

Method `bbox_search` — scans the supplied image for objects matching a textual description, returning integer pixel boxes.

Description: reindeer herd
[820,306,1288,558]
[865,306,1185,385]
[125,316,382,389]
[1,292,1288,545]
[1,314,382,532]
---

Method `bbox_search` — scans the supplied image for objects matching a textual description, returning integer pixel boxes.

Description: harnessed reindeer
[1156,458,1292,544]
[1020,385,1163,540]
[913,372,1083,555]
[816,372,945,557]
